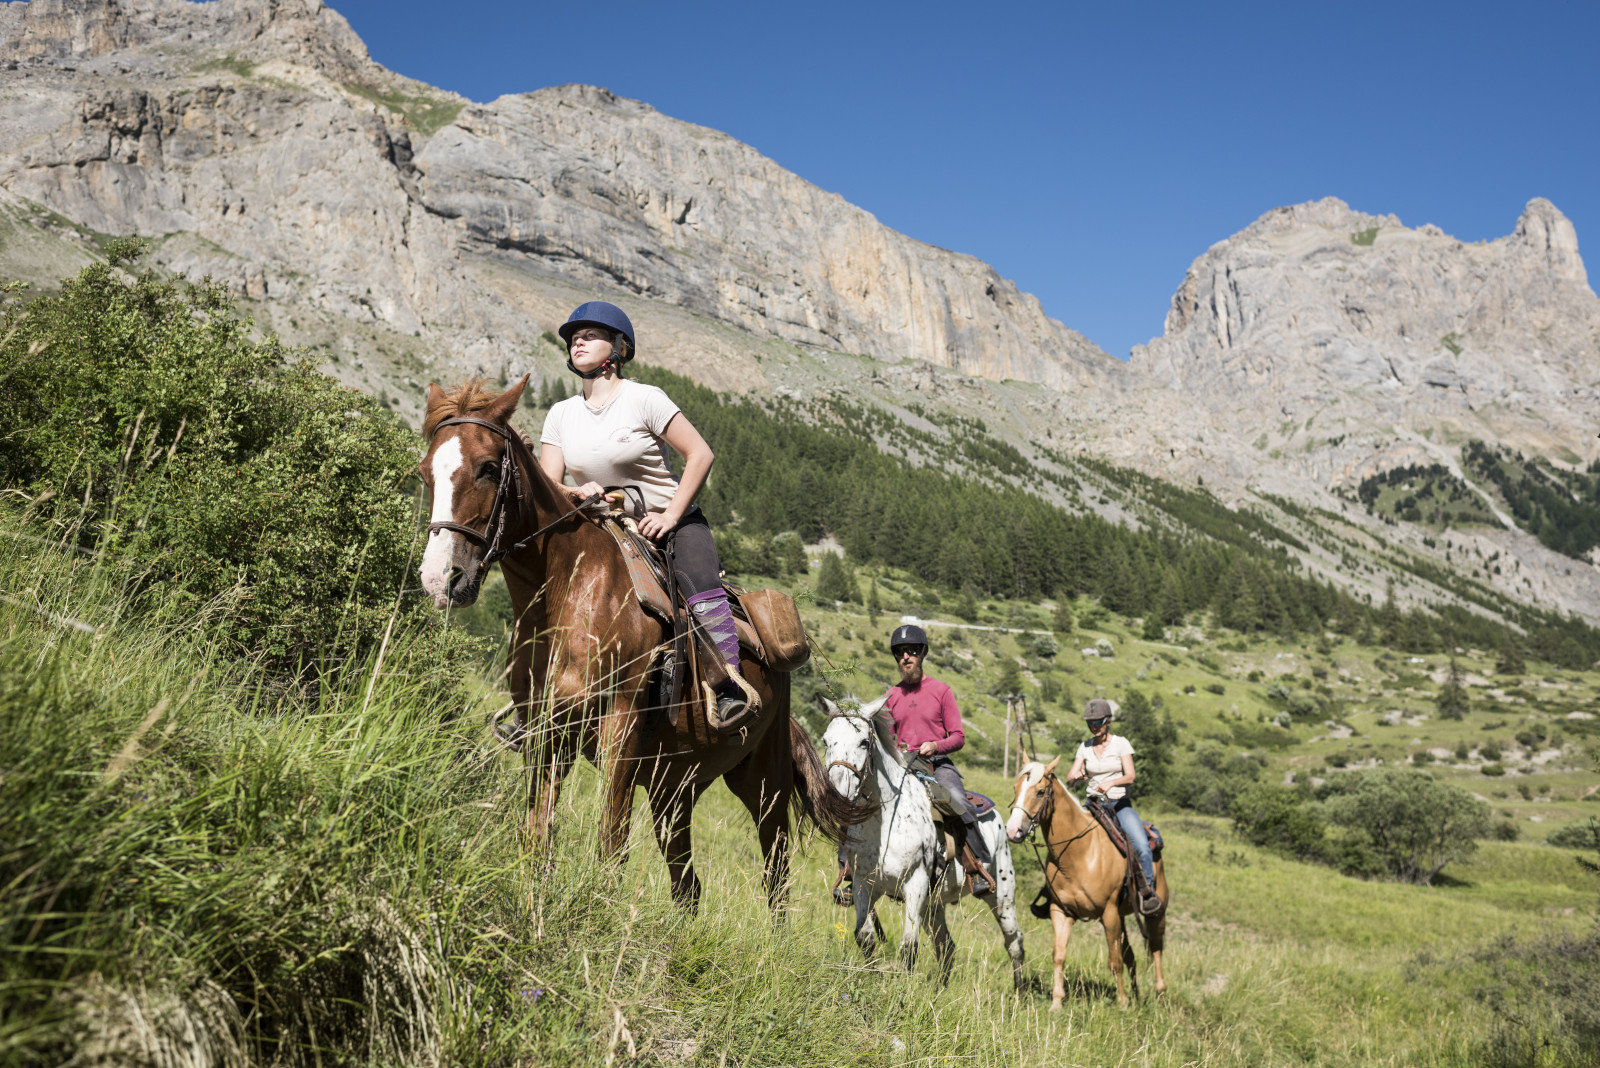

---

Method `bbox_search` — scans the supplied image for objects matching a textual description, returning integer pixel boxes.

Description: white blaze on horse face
[1006,762,1045,842]
[823,716,868,799]
[418,437,473,609]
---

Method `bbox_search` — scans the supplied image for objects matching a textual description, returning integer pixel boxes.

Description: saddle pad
[1146,822,1163,856]
[599,518,672,622]
[966,791,996,818]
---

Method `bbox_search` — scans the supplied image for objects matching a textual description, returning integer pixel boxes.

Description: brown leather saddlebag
[739,588,810,672]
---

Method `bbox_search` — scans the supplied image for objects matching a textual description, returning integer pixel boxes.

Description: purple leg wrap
[687,588,740,672]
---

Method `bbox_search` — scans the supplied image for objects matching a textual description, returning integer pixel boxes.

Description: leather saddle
[593,490,765,732]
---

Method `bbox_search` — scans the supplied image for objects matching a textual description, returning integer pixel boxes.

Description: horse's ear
[426,381,447,408]
[1044,755,1061,773]
[817,695,837,715]
[485,375,529,423]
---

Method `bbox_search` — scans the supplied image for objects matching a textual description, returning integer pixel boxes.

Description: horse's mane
[423,378,535,449]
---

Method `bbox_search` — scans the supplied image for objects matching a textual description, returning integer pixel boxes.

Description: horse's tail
[787,716,876,843]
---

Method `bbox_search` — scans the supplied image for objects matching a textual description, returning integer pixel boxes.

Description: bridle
[824,709,877,800]
[427,416,600,567]
[1011,770,1096,871]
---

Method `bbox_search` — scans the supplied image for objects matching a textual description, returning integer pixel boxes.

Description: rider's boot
[690,588,761,725]
[961,822,996,897]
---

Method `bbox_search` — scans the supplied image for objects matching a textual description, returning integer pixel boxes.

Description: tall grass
[2,501,1585,1066]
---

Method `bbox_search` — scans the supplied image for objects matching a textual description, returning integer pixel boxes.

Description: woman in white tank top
[538,301,750,723]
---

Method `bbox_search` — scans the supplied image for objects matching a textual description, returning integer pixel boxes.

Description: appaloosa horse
[821,697,1025,990]
[417,377,861,907]
[1006,758,1168,1007]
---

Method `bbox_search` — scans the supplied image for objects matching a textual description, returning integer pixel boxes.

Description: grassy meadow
[6,501,1596,1068]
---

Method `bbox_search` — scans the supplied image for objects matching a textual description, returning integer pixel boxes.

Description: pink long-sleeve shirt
[885,676,965,756]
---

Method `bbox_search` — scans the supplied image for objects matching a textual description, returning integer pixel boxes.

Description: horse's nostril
[445,566,466,592]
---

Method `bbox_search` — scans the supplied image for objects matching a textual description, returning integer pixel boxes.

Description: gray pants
[925,756,977,825]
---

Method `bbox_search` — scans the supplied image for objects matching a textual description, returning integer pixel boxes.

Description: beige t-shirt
[1075,734,1135,800]
[540,381,683,512]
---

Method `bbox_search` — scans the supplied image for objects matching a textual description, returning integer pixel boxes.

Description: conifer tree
[867,578,882,623]
[1436,657,1470,720]
[1496,631,1527,676]
[1051,598,1074,635]
[816,551,854,604]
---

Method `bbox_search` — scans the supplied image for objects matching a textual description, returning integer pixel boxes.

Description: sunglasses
[892,647,922,660]
[1086,718,1110,728]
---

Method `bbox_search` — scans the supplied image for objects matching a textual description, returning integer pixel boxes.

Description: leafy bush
[1319,768,1492,884]
[1231,784,1329,861]
[1,247,429,669]
[1548,820,1600,851]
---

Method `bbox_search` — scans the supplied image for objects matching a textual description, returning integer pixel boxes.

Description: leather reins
[427,415,600,567]
[1018,772,1098,878]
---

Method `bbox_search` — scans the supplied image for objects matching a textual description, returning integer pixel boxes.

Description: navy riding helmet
[559,301,636,378]
[889,623,928,656]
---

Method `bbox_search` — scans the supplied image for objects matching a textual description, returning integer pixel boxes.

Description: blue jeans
[1112,797,1156,888]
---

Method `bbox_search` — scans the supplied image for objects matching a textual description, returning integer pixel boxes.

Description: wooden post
[1003,696,1013,778]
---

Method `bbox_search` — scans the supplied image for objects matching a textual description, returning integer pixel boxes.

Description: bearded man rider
[836,624,996,901]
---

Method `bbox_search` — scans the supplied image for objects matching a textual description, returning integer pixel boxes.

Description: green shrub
[1231,784,1327,860]
[1,247,428,669]
[1547,820,1600,850]
[1319,768,1492,884]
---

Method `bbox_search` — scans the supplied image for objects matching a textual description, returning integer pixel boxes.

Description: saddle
[905,756,996,893]
[1028,798,1164,921]
[1085,797,1165,917]
[593,491,809,734]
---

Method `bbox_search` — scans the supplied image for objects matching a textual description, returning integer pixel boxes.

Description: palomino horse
[417,377,863,908]
[821,697,1025,989]
[1006,758,1167,1008]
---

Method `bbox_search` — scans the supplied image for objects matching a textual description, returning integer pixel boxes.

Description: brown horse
[1005,758,1167,1008]
[416,376,861,908]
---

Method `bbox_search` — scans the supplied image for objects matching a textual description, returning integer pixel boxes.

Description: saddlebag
[737,588,810,672]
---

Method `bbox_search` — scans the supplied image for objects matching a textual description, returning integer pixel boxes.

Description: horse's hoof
[1048,1000,1063,1014]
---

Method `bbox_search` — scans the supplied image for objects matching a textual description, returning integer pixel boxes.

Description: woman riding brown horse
[416,375,860,908]
[1005,757,1168,1008]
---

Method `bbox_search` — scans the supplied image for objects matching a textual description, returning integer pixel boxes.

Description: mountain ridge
[4,0,1600,626]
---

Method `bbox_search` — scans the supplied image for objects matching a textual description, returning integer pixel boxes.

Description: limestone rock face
[1122,197,1600,486]
[0,0,1117,396]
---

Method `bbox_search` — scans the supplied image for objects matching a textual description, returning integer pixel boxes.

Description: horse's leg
[898,867,930,970]
[926,902,955,986]
[525,725,576,849]
[1149,861,1168,997]
[1103,905,1131,1007]
[983,825,1026,993]
[596,675,649,860]
[853,881,878,959]
[722,727,794,914]
[984,880,1027,995]
[1048,903,1074,1012]
[646,772,708,910]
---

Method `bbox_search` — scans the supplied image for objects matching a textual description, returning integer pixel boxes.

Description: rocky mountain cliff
[1119,196,1600,489]
[4,0,1600,625]
[0,0,1116,397]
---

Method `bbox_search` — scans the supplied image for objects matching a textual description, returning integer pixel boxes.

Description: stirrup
[831,864,854,907]
[704,668,760,732]
[1029,888,1054,920]
[494,717,526,752]
[1138,889,1165,916]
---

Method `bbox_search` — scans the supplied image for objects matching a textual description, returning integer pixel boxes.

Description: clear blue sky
[329,0,1599,360]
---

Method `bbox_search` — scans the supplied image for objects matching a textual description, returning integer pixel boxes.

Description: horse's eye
[477,462,500,481]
